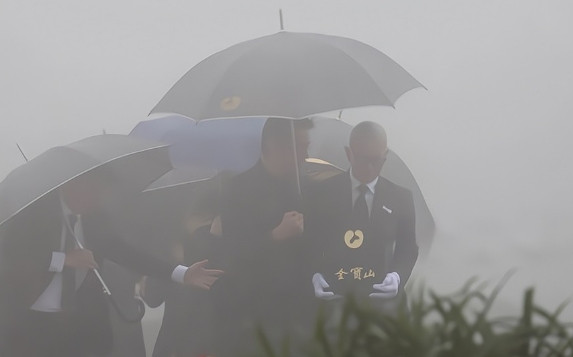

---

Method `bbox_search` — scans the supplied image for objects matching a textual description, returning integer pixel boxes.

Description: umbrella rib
[307,36,396,108]
[305,32,427,92]
[151,35,275,120]
[143,177,212,192]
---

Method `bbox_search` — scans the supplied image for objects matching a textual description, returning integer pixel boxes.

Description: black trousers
[2,310,85,357]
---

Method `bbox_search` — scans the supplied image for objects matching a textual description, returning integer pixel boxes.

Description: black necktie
[353,184,370,229]
[61,215,77,310]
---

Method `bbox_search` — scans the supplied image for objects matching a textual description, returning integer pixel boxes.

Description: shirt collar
[349,168,378,194]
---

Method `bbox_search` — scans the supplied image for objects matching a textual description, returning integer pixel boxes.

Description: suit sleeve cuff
[171,265,188,284]
[49,252,66,273]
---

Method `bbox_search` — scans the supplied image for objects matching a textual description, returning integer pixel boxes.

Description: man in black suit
[0,172,223,357]
[306,121,418,311]
[212,118,314,356]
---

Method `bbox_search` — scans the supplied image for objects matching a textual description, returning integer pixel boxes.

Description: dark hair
[261,117,313,152]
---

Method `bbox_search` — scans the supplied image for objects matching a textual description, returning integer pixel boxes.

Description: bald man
[306,121,418,310]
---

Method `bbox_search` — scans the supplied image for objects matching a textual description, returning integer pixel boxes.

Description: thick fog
[2,0,573,351]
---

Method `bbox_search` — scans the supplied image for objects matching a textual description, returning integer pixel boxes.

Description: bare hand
[272,211,304,241]
[64,248,99,270]
[183,259,224,290]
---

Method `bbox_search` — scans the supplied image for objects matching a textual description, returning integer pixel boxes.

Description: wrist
[171,265,188,284]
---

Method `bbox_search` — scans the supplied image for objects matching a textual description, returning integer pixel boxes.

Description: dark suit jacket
[212,161,310,324]
[305,172,418,297]
[0,191,177,354]
[146,224,224,357]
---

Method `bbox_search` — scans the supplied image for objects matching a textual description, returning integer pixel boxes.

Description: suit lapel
[371,178,396,239]
[372,178,386,220]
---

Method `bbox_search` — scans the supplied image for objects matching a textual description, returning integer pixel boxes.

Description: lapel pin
[382,205,392,214]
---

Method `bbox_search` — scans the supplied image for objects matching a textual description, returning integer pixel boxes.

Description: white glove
[369,272,400,299]
[312,273,341,300]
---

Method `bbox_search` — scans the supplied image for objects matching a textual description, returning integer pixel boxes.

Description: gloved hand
[369,272,400,299]
[312,273,341,300]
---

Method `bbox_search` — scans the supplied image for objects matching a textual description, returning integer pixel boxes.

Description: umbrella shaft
[92,268,112,296]
[290,120,301,195]
[73,236,112,296]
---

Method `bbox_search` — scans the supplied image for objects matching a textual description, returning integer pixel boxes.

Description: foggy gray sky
[2,0,573,318]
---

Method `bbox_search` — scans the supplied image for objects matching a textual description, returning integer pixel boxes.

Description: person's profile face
[61,173,112,214]
[269,128,310,178]
[346,139,388,184]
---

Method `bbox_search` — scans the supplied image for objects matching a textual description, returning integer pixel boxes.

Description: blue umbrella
[130,116,265,172]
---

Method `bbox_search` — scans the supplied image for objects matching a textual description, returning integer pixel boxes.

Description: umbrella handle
[73,236,145,322]
[106,294,146,323]
[91,264,146,323]
[92,267,112,296]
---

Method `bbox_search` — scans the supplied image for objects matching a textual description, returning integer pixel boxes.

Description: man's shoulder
[377,177,413,200]
[221,164,267,206]
[226,164,259,191]
[316,171,349,189]
[305,171,347,197]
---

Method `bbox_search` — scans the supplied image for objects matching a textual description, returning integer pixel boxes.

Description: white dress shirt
[31,194,188,312]
[31,198,79,312]
[350,169,378,216]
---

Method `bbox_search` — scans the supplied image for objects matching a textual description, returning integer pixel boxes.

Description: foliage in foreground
[257,276,573,357]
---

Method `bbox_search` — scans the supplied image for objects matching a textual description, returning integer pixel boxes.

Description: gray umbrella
[0,134,172,321]
[151,31,424,120]
[0,134,172,228]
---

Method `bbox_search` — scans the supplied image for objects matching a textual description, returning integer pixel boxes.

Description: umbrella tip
[16,143,29,162]
[279,9,284,31]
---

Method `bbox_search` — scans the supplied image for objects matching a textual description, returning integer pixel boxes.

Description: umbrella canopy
[150,31,424,120]
[0,134,172,228]
[115,169,231,258]
[130,115,266,171]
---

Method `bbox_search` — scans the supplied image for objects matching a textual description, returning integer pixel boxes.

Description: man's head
[345,121,388,184]
[261,118,313,178]
[60,169,115,214]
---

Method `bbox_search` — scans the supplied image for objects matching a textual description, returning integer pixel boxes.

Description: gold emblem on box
[344,229,364,249]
